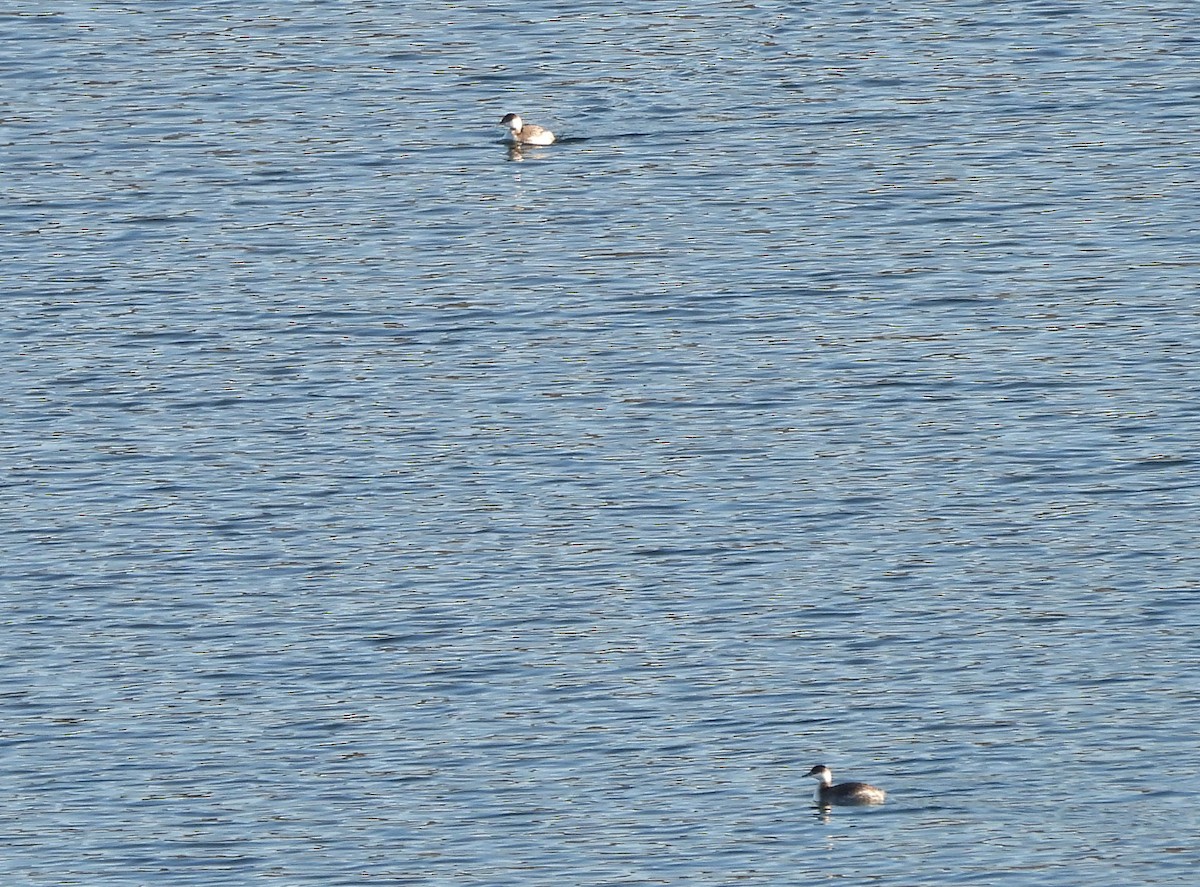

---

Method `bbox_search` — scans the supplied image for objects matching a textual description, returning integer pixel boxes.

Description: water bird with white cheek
[806,764,887,806]
[500,112,555,146]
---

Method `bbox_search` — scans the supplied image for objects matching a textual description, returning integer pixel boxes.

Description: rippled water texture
[3,2,1200,885]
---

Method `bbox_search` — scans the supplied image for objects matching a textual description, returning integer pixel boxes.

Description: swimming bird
[500,112,555,146]
[806,764,886,806]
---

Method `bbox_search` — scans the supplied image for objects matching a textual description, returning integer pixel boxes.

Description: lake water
[3,2,1200,884]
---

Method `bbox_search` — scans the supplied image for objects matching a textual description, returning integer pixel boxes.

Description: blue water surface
[3,2,1199,885]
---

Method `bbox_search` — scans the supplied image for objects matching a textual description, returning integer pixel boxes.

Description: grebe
[806,764,886,806]
[500,113,555,146]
